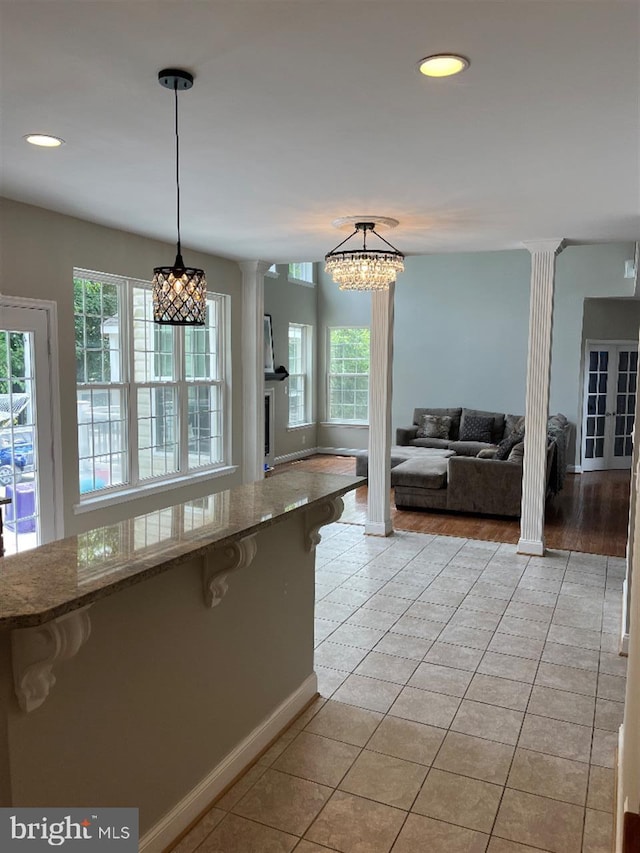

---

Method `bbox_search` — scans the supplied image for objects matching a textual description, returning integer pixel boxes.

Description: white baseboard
[139,673,318,853]
[274,448,319,465]
[621,576,630,656]
[316,447,362,456]
[567,465,582,474]
[517,538,545,556]
[365,520,393,537]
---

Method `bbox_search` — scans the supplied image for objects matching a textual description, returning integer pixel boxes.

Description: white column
[238,261,271,484]
[616,456,640,850]
[366,283,395,536]
[518,239,565,556]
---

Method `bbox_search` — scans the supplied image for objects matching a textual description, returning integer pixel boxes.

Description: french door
[0,303,59,553]
[582,341,638,471]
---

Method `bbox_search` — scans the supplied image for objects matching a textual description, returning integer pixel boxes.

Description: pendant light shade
[325,220,405,291]
[153,68,206,325]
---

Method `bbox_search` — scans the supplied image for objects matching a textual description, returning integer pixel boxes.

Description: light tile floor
[171,526,627,853]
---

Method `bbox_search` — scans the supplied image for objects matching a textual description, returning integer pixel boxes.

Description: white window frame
[288,262,315,287]
[326,326,370,425]
[74,268,232,507]
[287,323,313,428]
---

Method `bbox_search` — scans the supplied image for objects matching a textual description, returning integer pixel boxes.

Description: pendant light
[325,218,405,291]
[153,68,206,326]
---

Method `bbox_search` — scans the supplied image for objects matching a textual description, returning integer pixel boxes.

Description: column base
[517,538,545,556]
[365,520,393,537]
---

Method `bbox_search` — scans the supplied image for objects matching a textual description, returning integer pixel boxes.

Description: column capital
[238,260,273,277]
[523,239,566,256]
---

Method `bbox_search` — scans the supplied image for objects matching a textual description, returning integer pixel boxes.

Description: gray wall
[0,198,243,535]
[264,266,317,460]
[317,242,636,465]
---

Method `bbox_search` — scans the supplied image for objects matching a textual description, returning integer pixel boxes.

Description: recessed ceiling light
[417,54,469,78]
[24,134,65,148]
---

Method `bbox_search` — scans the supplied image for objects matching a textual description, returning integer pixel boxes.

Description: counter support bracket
[11,606,93,713]
[202,534,258,607]
[304,497,345,552]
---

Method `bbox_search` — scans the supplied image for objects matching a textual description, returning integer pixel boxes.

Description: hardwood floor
[271,454,631,557]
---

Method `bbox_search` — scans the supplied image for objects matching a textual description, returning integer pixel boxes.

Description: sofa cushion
[391,458,448,490]
[495,431,525,460]
[460,408,506,444]
[505,414,525,437]
[410,437,452,450]
[459,415,494,443]
[449,440,496,457]
[416,413,452,439]
[508,441,525,464]
[413,408,462,440]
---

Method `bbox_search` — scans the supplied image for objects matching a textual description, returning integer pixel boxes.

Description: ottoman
[392,456,449,510]
[355,446,454,477]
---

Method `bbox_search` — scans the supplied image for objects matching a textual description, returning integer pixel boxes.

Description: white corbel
[304,497,345,552]
[11,606,92,713]
[202,534,258,607]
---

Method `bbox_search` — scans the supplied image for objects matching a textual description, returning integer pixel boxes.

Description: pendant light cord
[174,82,182,260]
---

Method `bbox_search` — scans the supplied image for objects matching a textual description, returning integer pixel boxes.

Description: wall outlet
[624,260,637,279]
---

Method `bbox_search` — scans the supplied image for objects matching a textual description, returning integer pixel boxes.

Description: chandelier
[153,69,206,326]
[324,219,405,291]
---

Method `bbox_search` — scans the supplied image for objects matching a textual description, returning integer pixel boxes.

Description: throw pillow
[477,448,497,459]
[416,414,452,439]
[459,415,494,443]
[495,431,524,460]
[508,441,525,464]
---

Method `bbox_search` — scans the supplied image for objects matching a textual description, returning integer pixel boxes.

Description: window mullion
[126,279,139,487]
[176,326,189,474]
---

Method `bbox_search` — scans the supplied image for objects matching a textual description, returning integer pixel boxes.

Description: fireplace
[264,389,275,469]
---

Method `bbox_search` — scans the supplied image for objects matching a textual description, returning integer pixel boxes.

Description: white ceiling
[1,1,638,263]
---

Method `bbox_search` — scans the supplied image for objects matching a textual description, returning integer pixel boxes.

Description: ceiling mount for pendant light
[153,68,206,326]
[324,218,405,291]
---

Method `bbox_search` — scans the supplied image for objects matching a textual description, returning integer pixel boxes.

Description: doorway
[0,300,61,554]
[582,340,638,471]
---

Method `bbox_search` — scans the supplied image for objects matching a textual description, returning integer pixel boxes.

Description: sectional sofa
[356,407,569,518]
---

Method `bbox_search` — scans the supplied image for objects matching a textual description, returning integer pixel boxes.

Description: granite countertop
[0,471,364,629]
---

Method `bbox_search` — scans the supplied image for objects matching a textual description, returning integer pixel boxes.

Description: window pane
[185,298,220,380]
[328,328,370,421]
[137,386,179,479]
[187,384,224,469]
[77,387,127,492]
[133,286,174,382]
[74,276,121,384]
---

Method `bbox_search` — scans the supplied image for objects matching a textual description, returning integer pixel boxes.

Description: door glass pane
[590,351,598,371]
[585,438,594,458]
[600,351,609,370]
[631,351,638,371]
[0,330,38,554]
[619,351,629,371]
[595,437,605,457]
[614,437,624,456]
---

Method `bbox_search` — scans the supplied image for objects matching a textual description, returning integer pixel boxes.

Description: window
[288,262,314,285]
[288,323,312,426]
[327,327,370,423]
[74,270,228,498]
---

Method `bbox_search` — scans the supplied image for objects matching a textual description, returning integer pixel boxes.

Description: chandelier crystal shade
[153,68,206,326]
[325,221,405,291]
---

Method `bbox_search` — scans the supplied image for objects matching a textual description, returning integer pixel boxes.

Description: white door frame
[581,339,638,471]
[0,294,64,542]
